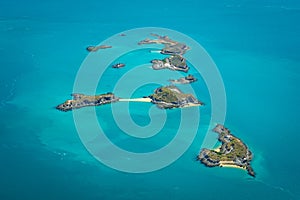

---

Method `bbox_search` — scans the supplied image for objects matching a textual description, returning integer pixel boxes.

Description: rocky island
[169,74,197,84]
[56,93,119,112]
[138,33,190,55]
[197,124,255,177]
[151,54,189,72]
[86,45,112,52]
[148,85,203,109]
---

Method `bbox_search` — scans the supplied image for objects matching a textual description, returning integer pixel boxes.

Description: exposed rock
[169,74,197,84]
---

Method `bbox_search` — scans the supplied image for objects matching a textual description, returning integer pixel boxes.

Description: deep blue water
[1,0,300,199]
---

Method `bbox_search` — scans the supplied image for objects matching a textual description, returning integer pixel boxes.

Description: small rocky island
[86,45,112,52]
[138,33,190,55]
[197,124,255,177]
[148,85,203,109]
[112,63,125,68]
[169,74,197,84]
[56,93,119,112]
[151,54,189,72]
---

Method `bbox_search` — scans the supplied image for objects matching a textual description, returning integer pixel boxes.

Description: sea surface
[1,0,300,199]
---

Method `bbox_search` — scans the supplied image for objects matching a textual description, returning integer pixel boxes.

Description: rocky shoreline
[197,124,256,177]
[56,93,119,112]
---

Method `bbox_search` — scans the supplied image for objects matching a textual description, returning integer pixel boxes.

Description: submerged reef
[151,54,189,72]
[56,93,119,112]
[148,85,203,109]
[197,124,255,177]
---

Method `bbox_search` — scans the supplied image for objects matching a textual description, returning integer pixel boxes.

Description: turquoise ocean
[1,0,300,199]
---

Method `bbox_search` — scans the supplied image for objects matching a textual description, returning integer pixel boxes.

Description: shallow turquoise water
[1,0,300,199]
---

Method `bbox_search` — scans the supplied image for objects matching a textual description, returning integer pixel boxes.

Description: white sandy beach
[119,98,202,108]
[181,103,202,108]
[119,98,152,102]
[213,145,221,152]
[219,161,246,170]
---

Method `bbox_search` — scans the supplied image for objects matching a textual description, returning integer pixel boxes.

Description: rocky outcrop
[197,149,220,167]
[169,74,197,84]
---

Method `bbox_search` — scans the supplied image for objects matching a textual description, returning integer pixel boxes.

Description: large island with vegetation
[56,93,119,112]
[197,124,255,177]
[148,85,203,109]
